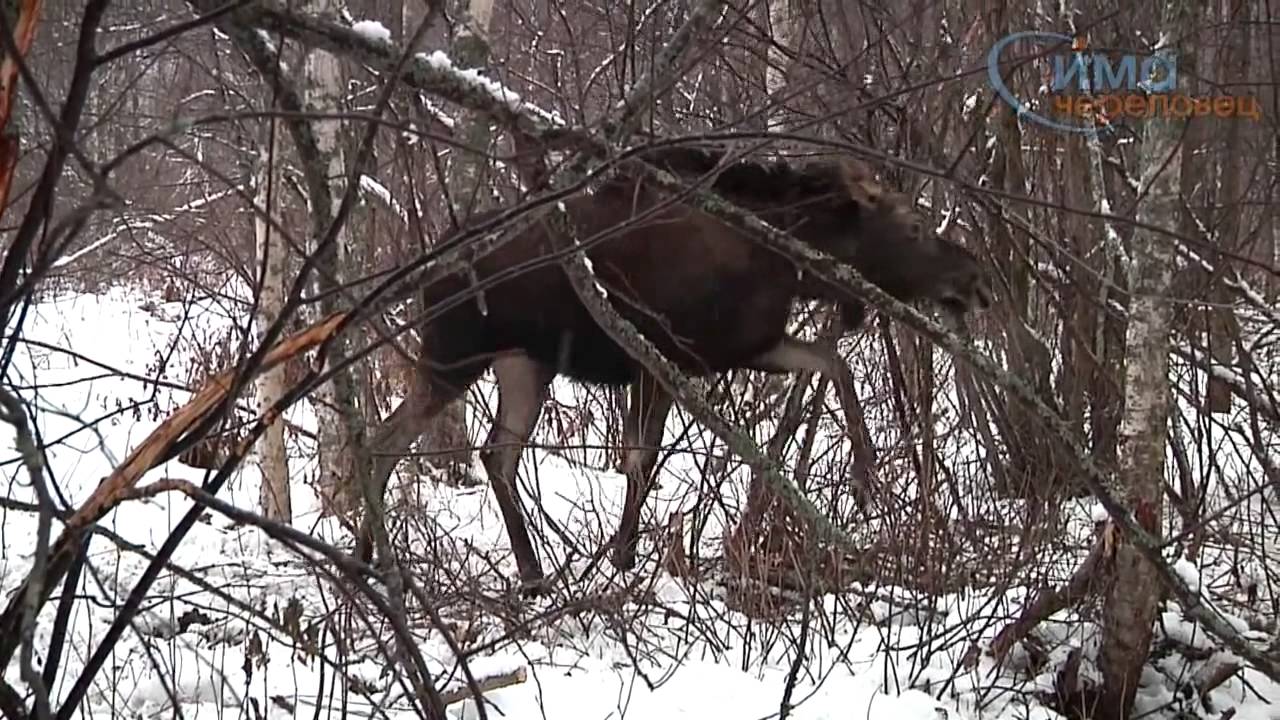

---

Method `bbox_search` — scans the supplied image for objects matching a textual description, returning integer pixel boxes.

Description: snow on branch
[358,174,408,225]
[418,50,564,128]
[416,97,456,130]
[606,0,726,142]
[1170,344,1280,423]
[349,19,390,44]
[52,188,242,270]
[192,0,570,137]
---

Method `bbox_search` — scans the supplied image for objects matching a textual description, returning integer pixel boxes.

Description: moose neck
[796,265,862,307]
[767,220,857,331]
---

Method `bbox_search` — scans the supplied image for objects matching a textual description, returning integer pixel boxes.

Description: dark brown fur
[356,147,992,585]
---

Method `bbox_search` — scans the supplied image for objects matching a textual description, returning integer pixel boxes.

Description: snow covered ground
[1,287,1277,720]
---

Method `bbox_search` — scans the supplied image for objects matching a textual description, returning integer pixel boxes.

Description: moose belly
[554,285,792,384]
[479,262,796,386]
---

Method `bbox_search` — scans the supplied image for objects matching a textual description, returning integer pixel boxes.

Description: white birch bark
[1098,5,1193,712]
[253,142,292,522]
[305,0,370,517]
[446,0,498,213]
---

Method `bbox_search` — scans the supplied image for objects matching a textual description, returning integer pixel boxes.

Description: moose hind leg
[481,354,556,584]
[612,371,675,571]
[356,363,481,564]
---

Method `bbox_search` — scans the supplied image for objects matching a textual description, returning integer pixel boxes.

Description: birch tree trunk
[306,0,372,518]
[416,0,497,487]
[445,0,497,218]
[1097,3,1195,713]
[253,139,292,522]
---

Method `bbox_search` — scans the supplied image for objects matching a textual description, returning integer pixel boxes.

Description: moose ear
[838,159,884,207]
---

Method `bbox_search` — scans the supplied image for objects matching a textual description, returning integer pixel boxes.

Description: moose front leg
[748,336,879,505]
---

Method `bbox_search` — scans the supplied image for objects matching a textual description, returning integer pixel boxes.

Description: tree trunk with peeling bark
[1098,4,1194,713]
[253,141,292,522]
[305,0,373,518]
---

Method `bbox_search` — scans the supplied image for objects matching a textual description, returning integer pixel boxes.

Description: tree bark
[414,0,500,487]
[444,0,498,219]
[1073,9,1128,479]
[986,0,1068,502]
[253,139,292,522]
[1097,4,1195,713]
[1205,1,1247,414]
[305,0,373,518]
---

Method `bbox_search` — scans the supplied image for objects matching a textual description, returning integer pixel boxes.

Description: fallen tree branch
[0,312,347,667]
[0,0,44,221]
[131,9,456,717]
[966,529,1111,669]
[1196,659,1241,699]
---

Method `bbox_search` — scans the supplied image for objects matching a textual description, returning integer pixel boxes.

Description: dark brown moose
[355,146,992,585]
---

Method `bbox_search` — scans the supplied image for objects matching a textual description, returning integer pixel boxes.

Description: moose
[354,145,992,585]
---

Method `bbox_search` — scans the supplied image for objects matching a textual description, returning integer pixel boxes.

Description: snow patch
[1173,557,1202,594]
[351,19,391,44]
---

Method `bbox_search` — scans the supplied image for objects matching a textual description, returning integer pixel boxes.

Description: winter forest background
[0,0,1278,719]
